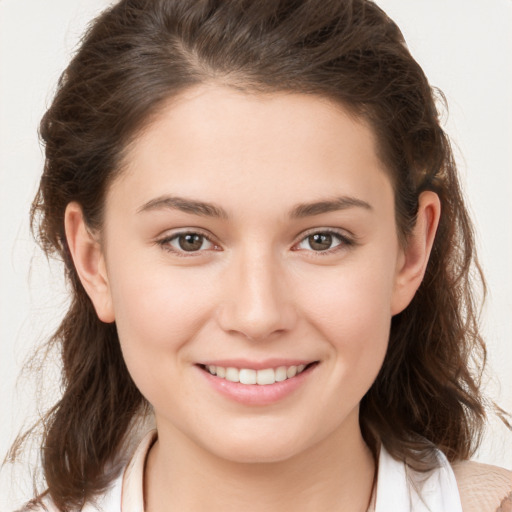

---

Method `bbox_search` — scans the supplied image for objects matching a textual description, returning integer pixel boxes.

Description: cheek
[106,257,218,384]
[299,259,394,330]
[293,255,396,376]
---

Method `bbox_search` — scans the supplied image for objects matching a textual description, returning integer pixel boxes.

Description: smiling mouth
[199,362,318,385]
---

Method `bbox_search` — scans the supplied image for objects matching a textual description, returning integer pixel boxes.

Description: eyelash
[293,229,355,256]
[156,228,355,257]
[156,230,220,256]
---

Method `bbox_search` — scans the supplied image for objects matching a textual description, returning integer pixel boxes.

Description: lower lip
[198,364,317,406]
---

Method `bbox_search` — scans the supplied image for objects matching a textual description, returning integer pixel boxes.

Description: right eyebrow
[136,195,228,219]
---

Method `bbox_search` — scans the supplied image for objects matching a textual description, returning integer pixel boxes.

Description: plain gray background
[1,0,511,509]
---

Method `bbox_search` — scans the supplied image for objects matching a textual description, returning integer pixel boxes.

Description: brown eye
[162,232,215,253]
[178,234,205,251]
[308,233,333,251]
[296,231,347,252]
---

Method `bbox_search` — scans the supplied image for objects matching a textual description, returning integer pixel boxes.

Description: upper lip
[197,358,317,370]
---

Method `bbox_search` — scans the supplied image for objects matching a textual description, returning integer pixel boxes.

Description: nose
[216,249,297,342]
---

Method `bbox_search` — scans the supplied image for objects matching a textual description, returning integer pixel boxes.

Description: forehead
[112,85,393,218]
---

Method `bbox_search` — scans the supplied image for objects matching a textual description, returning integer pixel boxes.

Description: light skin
[65,85,440,511]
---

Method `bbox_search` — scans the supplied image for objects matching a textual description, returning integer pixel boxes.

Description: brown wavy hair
[9,0,493,509]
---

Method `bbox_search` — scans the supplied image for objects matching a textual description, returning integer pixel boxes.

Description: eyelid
[155,226,356,256]
[155,228,222,256]
[292,227,356,254]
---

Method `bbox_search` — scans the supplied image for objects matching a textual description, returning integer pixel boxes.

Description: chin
[199,428,314,465]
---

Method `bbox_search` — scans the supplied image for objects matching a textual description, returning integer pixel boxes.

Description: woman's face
[80,85,424,463]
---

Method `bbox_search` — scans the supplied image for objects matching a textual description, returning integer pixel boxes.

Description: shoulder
[451,460,512,512]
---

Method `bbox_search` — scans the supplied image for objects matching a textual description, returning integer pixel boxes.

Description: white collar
[90,430,462,512]
[372,444,463,512]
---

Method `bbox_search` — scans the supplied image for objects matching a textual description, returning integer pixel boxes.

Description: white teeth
[286,366,297,378]
[275,366,288,382]
[205,363,311,385]
[239,369,257,385]
[257,368,275,385]
[225,367,240,382]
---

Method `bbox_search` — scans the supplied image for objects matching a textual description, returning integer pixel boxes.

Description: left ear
[391,191,441,315]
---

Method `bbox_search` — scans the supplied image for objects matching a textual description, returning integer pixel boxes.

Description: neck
[145,411,375,512]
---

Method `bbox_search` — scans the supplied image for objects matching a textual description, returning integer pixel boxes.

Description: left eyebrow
[289,196,373,218]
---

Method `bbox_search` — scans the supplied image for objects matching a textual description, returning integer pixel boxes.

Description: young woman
[7,0,511,510]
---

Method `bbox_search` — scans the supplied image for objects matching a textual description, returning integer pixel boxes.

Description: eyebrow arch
[137,195,228,218]
[137,194,372,219]
[290,196,373,218]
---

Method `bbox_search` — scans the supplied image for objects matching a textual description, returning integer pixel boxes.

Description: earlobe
[64,202,115,323]
[391,191,441,315]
